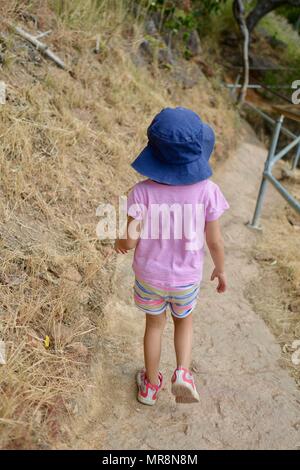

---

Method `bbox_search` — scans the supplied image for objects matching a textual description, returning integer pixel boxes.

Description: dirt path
[72,125,300,450]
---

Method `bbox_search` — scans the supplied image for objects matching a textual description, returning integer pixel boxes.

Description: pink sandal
[171,366,200,403]
[136,368,163,406]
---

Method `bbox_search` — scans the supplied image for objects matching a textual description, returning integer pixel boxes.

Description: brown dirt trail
[70,124,300,450]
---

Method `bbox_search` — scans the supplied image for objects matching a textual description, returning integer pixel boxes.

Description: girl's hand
[114,239,128,254]
[114,216,141,254]
[210,268,227,293]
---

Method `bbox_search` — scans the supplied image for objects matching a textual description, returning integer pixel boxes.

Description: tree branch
[233,0,249,105]
[4,21,66,70]
[246,0,300,33]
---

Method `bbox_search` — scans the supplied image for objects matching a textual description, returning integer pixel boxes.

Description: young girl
[115,107,229,405]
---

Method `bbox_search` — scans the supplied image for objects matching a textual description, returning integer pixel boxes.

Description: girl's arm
[205,219,227,293]
[114,216,141,253]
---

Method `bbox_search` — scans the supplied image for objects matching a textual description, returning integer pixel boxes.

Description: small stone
[79,288,91,304]
[291,349,300,366]
[68,342,89,357]
[291,340,300,350]
[62,267,82,283]
[282,344,289,353]
[257,27,287,50]
[34,410,43,425]
[289,299,300,313]
[249,52,277,70]
[287,215,300,228]
[26,328,43,349]
[73,403,79,415]
[186,30,202,57]
[254,253,275,263]
[139,40,152,58]
[145,19,158,36]
[158,47,174,66]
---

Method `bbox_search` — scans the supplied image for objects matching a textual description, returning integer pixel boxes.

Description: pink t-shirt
[127,178,229,287]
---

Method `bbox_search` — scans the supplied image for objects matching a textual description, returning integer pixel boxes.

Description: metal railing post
[292,141,300,171]
[247,115,284,230]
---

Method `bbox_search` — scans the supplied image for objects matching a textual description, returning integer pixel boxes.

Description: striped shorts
[133,277,200,319]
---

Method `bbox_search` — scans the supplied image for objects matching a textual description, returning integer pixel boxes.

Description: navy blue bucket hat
[131,107,215,185]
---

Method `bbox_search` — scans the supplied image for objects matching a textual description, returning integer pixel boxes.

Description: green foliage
[199,0,228,14]
[142,0,227,34]
[259,12,300,90]
[277,6,300,31]
[49,0,128,29]
[164,8,198,34]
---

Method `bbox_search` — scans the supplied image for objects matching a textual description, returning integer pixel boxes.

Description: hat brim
[131,122,214,185]
[131,145,212,185]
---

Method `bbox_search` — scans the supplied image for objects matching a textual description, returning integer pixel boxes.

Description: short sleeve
[127,184,147,221]
[205,182,230,222]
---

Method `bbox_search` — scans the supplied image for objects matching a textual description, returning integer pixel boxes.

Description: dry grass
[245,164,300,387]
[0,0,238,449]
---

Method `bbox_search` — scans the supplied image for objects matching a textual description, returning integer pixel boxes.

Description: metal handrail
[244,101,297,140]
[224,74,300,229]
[247,115,300,230]
[270,134,300,168]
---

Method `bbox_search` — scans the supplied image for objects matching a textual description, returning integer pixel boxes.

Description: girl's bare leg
[172,314,193,369]
[144,311,166,385]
